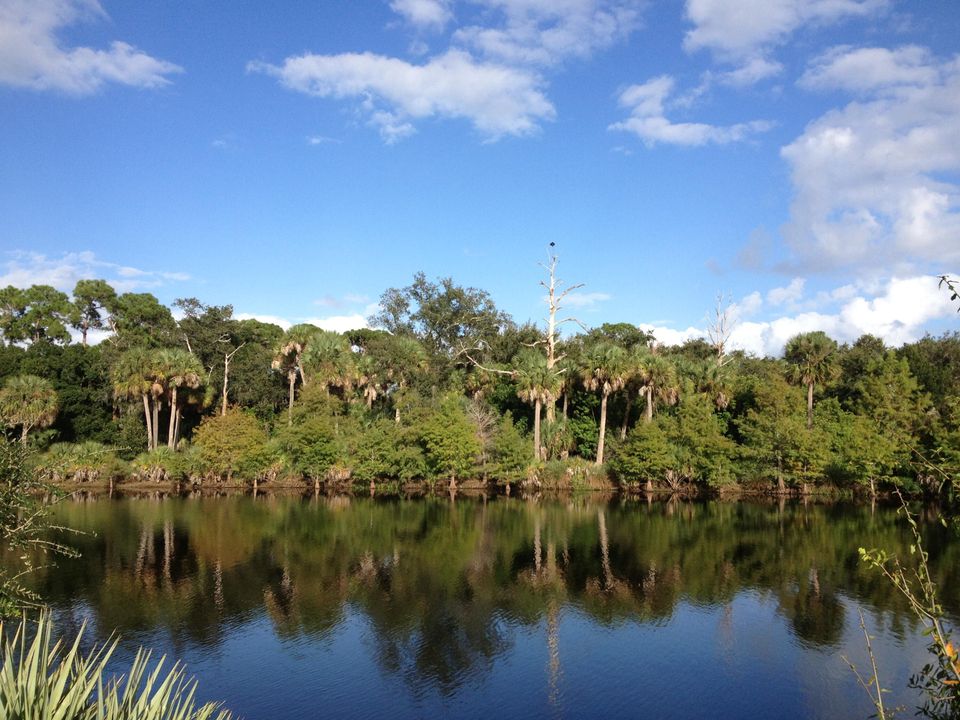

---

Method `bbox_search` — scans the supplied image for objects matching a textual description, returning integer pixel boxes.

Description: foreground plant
[858,498,959,719]
[0,613,234,720]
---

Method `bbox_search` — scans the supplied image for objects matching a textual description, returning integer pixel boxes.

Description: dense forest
[1,266,958,497]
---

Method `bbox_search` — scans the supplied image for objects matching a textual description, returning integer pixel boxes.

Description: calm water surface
[20,494,960,719]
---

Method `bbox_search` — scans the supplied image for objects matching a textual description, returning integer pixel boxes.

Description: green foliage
[490,412,530,482]
[419,395,481,481]
[608,422,675,486]
[0,374,59,443]
[0,613,234,719]
[35,442,128,483]
[346,418,427,482]
[131,446,202,483]
[0,439,75,615]
[192,410,272,482]
[274,416,341,480]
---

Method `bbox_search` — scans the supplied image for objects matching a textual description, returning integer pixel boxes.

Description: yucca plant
[0,613,234,720]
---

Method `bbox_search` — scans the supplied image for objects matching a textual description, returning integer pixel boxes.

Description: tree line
[0,266,958,496]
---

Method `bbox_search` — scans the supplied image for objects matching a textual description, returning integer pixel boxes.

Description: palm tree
[111,348,155,450]
[157,348,203,448]
[272,324,317,425]
[0,375,58,442]
[513,349,557,461]
[581,342,629,465]
[639,353,679,423]
[620,345,651,439]
[784,331,838,429]
[303,330,357,396]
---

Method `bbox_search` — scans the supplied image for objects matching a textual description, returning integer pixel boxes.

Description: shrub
[193,410,272,483]
[35,441,128,484]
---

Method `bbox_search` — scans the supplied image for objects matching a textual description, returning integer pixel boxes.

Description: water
[15,493,960,719]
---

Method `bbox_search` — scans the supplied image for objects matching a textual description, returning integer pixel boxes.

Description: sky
[1,0,959,356]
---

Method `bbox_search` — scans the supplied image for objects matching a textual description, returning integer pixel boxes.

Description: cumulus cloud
[249,49,554,141]
[234,312,369,334]
[799,45,938,93]
[642,274,957,357]
[453,0,643,67]
[781,48,960,271]
[0,0,181,94]
[609,75,772,146]
[390,0,454,30]
[682,0,887,86]
[0,250,190,293]
[767,277,805,306]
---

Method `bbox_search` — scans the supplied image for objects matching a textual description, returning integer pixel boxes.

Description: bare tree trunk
[287,371,296,426]
[596,392,608,465]
[19,425,29,443]
[152,399,160,451]
[81,321,89,347]
[168,386,178,449]
[620,394,632,440]
[533,397,542,461]
[174,408,182,449]
[806,381,814,429]
[222,355,230,416]
[142,394,153,451]
[645,386,653,423]
[395,406,401,424]
[562,392,568,419]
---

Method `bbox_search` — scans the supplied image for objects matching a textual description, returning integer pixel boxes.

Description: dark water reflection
[16,494,960,719]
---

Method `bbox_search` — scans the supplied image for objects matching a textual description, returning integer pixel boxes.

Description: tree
[639,353,679,423]
[580,341,629,465]
[419,395,481,482]
[111,348,157,451]
[157,348,204,449]
[512,349,557,461]
[272,324,318,425]
[303,330,357,396]
[370,272,512,360]
[72,279,117,346]
[0,375,58,442]
[194,409,271,483]
[0,285,72,346]
[784,331,838,429]
[109,292,179,349]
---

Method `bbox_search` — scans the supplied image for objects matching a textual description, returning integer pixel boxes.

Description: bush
[419,395,481,481]
[34,441,128,484]
[274,416,341,481]
[193,410,273,483]
[131,445,202,483]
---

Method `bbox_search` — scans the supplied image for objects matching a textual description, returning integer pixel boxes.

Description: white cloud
[234,313,292,331]
[716,56,783,87]
[0,250,190,293]
[390,0,453,30]
[453,0,643,68]
[642,274,957,357]
[560,291,611,309]
[234,312,370,334]
[766,277,805,306]
[782,49,960,271]
[799,45,938,93]
[682,0,887,87]
[302,314,370,333]
[249,49,554,141]
[0,0,181,94]
[609,75,772,146]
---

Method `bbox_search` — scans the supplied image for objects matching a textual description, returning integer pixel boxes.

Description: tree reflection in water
[9,493,959,709]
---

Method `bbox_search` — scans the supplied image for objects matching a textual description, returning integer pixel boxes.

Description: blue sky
[1,0,959,355]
